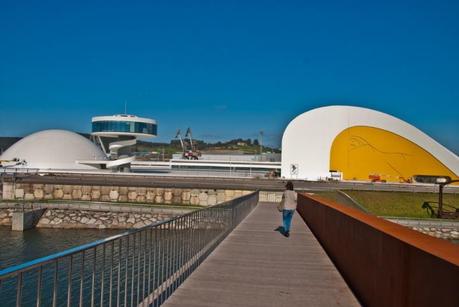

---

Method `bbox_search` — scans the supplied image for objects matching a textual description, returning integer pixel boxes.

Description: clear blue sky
[1,0,458,153]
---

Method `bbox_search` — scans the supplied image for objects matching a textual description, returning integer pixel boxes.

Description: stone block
[217,191,225,202]
[136,195,146,202]
[43,184,54,194]
[225,190,234,197]
[2,183,14,200]
[182,191,191,201]
[190,189,200,197]
[101,195,110,202]
[72,190,82,200]
[109,190,119,201]
[199,192,208,201]
[119,195,128,202]
[22,184,32,193]
[34,189,44,200]
[190,196,199,205]
[91,190,101,200]
[172,196,182,204]
[137,187,147,195]
[146,190,156,202]
[155,195,164,203]
[119,187,128,195]
[53,189,64,199]
[15,189,25,199]
[81,185,91,193]
[81,194,91,201]
[63,185,72,193]
[128,191,137,201]
[63,194,72,200]
[24,193,35,200]
[164,191,173,201]
[207,195,217,206]
[100,186,110,195]
[156,188,164,196]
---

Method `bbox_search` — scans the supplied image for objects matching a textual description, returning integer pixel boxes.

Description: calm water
[0,226,121,270]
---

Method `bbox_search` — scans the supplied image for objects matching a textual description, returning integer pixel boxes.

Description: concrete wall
[297,193,459,307]
[11,208,45,231]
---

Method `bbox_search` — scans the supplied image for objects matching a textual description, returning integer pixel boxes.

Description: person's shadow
[274,226,285,236]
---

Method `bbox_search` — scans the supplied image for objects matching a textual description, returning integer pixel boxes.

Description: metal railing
[0,191,259,306]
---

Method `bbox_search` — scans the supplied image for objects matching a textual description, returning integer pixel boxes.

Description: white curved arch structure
[281,105,459,180]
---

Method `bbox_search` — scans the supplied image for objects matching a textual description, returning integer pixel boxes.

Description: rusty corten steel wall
[297,194,459,307]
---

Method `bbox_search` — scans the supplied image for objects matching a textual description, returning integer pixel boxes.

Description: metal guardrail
[0,191,259,306]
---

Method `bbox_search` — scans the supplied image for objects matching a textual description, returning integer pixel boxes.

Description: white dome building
[1,130,107,170]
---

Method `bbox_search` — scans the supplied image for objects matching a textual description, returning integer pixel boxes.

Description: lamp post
[436,177,459,218]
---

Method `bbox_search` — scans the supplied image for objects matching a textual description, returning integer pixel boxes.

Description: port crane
[175,128,200,160]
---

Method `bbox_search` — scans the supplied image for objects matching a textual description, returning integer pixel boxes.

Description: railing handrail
[0,192,257,279]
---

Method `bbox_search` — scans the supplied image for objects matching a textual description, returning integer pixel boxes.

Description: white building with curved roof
[0,130,107,170]
[281,106,459,183]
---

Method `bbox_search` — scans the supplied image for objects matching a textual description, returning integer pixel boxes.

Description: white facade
[281,105,459,180]
[0,130,107,170]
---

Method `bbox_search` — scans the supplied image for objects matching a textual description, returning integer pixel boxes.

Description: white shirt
[282,190,298,210]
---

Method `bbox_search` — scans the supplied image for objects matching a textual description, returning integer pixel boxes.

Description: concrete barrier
[11,208,46,231]
[297,194,459,307]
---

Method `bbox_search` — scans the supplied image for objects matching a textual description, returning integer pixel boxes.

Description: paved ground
[163,202,360,307]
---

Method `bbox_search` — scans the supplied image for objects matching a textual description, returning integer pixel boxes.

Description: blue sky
[1,0,458,153]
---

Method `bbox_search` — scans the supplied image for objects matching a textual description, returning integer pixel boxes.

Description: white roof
[1,130,107,170]
[92,114,156,124]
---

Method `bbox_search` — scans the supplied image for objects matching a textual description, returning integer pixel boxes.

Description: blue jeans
[282,209,295,233]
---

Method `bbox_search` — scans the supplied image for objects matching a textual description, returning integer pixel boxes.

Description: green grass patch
[343,190,459,218]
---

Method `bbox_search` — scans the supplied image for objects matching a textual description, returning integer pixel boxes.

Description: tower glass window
[92,121,157,135]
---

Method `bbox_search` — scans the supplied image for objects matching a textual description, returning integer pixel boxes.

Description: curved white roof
[1,130,107,170]
[281,105,459,180]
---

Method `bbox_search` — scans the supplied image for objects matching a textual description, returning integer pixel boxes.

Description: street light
[436,177,459,218]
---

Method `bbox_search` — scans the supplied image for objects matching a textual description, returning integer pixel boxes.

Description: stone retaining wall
[2,183,255,206]
[0,201,190,229]
[0,208,14,225]
[387,218,459,241]
[1,182,282,205]
[37,209,173,229]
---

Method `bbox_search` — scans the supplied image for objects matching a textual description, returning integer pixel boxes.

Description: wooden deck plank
[163,202,360,307]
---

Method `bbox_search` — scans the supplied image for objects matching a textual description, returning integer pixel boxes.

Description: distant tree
[253,139,259,146]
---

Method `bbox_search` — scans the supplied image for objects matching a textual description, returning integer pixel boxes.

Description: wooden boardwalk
[163,202,360,307]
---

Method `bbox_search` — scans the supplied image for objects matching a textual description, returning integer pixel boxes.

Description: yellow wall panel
[330,126,458,183]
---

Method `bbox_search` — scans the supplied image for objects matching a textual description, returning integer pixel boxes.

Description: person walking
[278,181,297,237]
